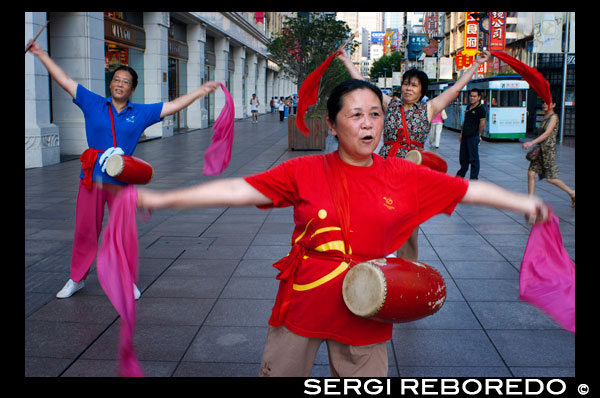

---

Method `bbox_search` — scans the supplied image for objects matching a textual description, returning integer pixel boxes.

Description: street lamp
[470,12,490,51]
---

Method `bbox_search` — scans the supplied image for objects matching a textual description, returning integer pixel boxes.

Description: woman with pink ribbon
[136,79,551,377]
[27,39,220,301]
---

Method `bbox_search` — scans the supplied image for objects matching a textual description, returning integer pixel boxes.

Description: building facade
[25,11,298,168]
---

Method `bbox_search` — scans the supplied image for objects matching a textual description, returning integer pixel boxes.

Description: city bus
[428,76,529,139]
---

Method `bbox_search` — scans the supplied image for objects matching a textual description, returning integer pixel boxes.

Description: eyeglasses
[112,77,132,86]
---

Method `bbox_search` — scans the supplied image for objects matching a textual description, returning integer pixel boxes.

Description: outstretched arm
[160,81,221,118]
[137,178,272,210]
[336,46,392,109]
[27,40,78,99]
[462,180,548,223]
[428,51,490,121]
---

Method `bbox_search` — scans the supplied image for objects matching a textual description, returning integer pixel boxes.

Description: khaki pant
[396,227,419,260]
[259,325,388,377]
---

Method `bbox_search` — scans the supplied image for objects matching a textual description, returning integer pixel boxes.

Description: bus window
[490,90,527,107]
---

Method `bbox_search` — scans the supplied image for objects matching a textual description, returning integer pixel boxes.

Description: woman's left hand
[476,50,491,65]
[525,198,549,224]
[202,81,220,94]
[522,141,533,150]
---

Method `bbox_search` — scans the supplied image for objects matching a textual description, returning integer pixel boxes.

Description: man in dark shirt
[456,88,486,180]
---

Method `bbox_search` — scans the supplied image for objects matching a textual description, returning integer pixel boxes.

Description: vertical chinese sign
[464,12,479,56]
[489,12,506,51]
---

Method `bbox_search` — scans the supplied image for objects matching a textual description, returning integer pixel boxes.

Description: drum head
[105,154,124,177]
[405,150,422,165]
[342,260,387,318]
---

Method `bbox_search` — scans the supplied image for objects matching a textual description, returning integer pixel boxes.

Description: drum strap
[385,106,423,158]
[108,105,118,148]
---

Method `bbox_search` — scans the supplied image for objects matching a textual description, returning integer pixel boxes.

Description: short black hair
[402,69,429,100]
[111,65,138,89]
[327,79,383,122]
[470,88,482,97]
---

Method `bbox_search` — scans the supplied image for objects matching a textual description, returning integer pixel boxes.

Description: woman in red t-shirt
[137,79,548,377]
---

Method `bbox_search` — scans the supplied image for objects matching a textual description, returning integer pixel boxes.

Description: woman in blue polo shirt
[27,40,220,299]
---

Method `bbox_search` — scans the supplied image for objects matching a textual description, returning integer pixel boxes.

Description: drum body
[405,150,448,173]
[105,154,153,185]
[342,258,446,323]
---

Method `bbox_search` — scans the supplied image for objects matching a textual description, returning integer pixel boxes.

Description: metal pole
[559,12,571,145]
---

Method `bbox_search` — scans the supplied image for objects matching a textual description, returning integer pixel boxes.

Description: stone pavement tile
[487,330,575,368]
[162,258,239,277]
[455,278,520,302]
[397,366,511,378]
[233,259,279,278]
[469,301,561,330]
[180,244,249,260]
[173,361,260,377]
[27,294,117,324]
[143,275,229,298]
[182,326,268,363]
[443,260,519,279]
[61,358,179,377]
[424,233,489,248]
[434,244,507,262]
[510,366,575,378]
[81,322,199,362]
[136,297,215,326]
[391,329,504,367]
[25,357,74,377]
[138,256,178,277]
[204,298,273,327]
[25,320,109,358]
[220,277,279,299]
[243,245,291,261]
[394,301,481,330]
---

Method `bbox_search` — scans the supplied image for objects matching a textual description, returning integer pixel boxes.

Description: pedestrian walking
[522,97,575,207]
[250,93,260,123]
[337,46,490,260]
[136,79,548,377]
[26,38,219,299]
[278,96,286,121]
[456,88,486,180]
[428,100,446,149]
[270,97,275,113]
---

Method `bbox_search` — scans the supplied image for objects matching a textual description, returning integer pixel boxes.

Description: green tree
[268,13,357,107]
[369,51,405,81]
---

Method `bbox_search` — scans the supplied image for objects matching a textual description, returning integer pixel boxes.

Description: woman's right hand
[336,45,349,62]
[26,40,44,56]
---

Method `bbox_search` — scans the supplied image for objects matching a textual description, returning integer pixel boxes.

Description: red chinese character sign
[464,12,479,56]
[489,12,506,51]
[455,50,474,70]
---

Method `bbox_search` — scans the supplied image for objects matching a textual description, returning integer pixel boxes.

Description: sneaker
[134,284,141,300]
[56,279,85,299]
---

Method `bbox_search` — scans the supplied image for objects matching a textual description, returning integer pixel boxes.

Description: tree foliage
[369,51,405,81]
[267,13,357,106]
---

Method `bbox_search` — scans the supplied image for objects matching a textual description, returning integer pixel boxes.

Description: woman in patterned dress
[337,47,490,259]
[522,100,575,207]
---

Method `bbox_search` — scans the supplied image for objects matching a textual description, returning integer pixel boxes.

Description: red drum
[342,257,446,323]
[405,150,448,173]
[105,154,154,185]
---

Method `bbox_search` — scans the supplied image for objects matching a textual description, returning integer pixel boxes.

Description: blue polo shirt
[73,84,164,185]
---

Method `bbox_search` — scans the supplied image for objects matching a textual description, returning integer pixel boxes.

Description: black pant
[279,110,285,121]
[456,135,480,179]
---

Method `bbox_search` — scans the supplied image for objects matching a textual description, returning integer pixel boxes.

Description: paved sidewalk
[25,111,575,377]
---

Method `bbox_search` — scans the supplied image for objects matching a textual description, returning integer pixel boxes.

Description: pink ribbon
[519,206,575,333]
[203,83,235,176]
[96,185,144,376]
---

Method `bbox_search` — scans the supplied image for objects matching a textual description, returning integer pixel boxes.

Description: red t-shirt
[244,151,468,345]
